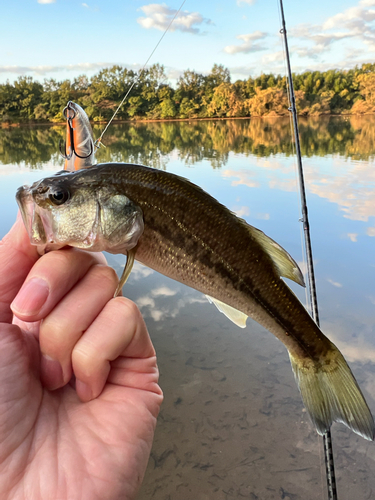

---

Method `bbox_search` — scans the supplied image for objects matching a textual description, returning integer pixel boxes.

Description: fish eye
[49,189,70,206]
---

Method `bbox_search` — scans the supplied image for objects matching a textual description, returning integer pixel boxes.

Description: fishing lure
[60,101,96,171]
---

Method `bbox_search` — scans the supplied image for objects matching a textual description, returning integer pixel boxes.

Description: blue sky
[1,0,375,85]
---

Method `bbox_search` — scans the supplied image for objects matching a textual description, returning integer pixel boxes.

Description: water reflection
[3,115,375,170]
[0,126,64,168]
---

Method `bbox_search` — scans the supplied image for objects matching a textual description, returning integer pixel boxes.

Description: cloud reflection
[305,160,375,225]
[130,261,154,280]
[136,284,208,323]
[223,169,259,188]
[327,279,343,288]
[223,154,375,232]
[151,286,177,297]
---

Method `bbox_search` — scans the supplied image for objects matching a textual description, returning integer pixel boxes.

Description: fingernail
[11,278,50,316]
[76,380,94,402]
[40,354,63,390]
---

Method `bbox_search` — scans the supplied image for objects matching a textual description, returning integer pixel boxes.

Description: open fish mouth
[16,184,59,248]
[15,170,145,255]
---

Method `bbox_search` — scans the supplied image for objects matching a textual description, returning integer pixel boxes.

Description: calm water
[1,116,375,499]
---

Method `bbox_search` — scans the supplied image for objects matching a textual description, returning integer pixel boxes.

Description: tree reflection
[1,116,375,169]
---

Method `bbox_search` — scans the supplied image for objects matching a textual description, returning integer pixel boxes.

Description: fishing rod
[277,1,337,499]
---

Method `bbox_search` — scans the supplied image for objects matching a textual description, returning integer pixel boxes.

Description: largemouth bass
[16,163,374,440]
[61,101,95,171]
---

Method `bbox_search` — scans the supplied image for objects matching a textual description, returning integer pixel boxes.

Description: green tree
[175,70,205,118]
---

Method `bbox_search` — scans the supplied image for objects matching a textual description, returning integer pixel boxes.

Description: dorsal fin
[206,295,247,328]
[248,225,305,286]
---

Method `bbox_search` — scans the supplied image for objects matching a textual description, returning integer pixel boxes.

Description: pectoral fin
[114,247,136,297]
[248,225,305,286]
[206,295,248,328]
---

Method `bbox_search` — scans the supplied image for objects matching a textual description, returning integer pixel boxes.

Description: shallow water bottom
[106,259,375,500]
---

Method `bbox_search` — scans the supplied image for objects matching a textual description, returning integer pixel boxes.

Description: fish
[61,101,96,171]
[16,162,375,441]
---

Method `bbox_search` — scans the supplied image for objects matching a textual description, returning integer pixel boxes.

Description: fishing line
[277,1,338,499]
[95,0,187,148]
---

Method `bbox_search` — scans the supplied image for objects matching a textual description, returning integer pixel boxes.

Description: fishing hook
[59,139,71,160]
[60,102,93,160]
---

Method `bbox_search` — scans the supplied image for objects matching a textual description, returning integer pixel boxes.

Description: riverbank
[2,62,375,126]
[0,112,366,129]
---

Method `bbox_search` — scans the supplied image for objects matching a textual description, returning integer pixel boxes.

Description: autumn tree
[207,83,247,117]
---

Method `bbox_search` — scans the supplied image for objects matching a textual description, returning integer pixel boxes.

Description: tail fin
[289,345,375,440]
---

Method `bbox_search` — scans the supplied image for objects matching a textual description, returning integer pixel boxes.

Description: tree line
[2,62,375,124]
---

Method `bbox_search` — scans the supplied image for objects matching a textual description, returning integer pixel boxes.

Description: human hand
[0,216,163,500]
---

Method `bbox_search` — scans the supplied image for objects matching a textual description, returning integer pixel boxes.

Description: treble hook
[63,102,76,121]
[59,102,93,160]
[59,139,71,160]
[73,140,94,159]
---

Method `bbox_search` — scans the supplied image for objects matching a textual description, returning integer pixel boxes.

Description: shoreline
[0,113,365,129]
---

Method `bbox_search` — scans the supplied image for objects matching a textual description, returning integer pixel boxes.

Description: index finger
[0,216,39,323]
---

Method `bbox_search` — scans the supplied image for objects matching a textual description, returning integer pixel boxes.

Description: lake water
[1,116,374,499]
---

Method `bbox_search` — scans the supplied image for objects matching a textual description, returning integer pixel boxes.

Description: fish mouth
[16,184,55,247]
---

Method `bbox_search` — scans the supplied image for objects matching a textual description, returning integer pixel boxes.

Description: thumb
[0,215,39,323]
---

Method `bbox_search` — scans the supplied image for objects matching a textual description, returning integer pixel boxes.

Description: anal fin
[206,295,247,328]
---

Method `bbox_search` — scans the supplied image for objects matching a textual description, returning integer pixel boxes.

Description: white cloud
[290,0,375,58]
[260,50,285,64]
[224,31,267,55]
[233,206,250,217]
[290,26,356,60]
[0,63,109,76]
[137,3,212,34]
[228,47,375,77]
[0,62,143,79]
[37,0,55,3]
[237,0,256,5]
[347,233,358,242]
[256,213,270,220]
[323,6,375,31]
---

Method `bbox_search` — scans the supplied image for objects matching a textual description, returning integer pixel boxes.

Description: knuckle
[72,342,100,379]
[39,318,72,357]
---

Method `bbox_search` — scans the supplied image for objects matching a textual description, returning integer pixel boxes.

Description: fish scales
[115,164,327,361]
[15,162,375,440]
